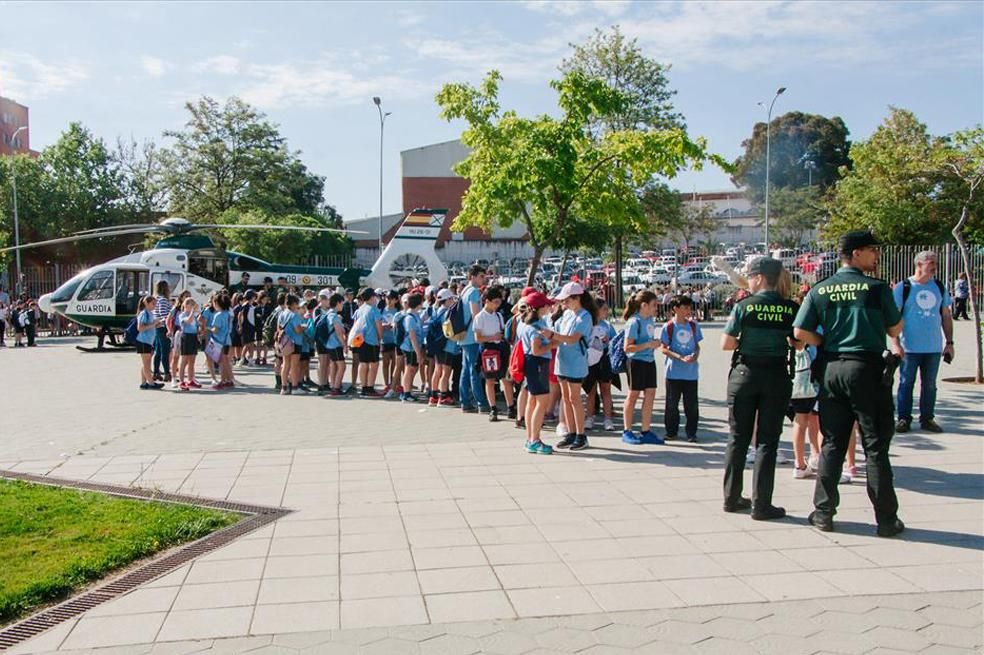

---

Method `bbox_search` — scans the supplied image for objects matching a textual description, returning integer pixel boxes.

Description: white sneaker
[556,422,569,437]
[603,417,615,431]
[383,389,396,399]
[585,416,595,430]
[808,453,820,471]
[776,451,790,465]
[794,466,814,479]
[171,380,180,389]
[839,469,853,484]
[746,451,756,465]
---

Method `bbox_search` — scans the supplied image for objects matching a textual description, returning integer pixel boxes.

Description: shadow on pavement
[892,465,984,501]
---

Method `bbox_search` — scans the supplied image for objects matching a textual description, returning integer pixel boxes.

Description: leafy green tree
[733,112,851,202]
[437,70,720,285]
[675,202,717,252]
[161,96,324,219]
[638,180,683,246]
[0,154,47,266]
[113,136,168,220]
[768,186,823,246]
[213,208,352,264]
[823,108,954,245]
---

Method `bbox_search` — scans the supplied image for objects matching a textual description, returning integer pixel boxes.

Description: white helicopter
[2,208,449,348]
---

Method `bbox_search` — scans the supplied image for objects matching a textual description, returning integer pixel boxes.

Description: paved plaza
[1,322,981,654]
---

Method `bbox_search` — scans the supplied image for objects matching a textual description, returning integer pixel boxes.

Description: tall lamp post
[758,87,785,252]
[9,125,27,296]
[372,97,392,255]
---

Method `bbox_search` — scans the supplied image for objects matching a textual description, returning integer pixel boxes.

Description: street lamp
[757,86,785,252]
[9,125,27,296]
[373,97,392,255]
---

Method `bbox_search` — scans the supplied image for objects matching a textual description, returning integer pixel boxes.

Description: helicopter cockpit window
[49,273,86,303]
[77,270,115,301]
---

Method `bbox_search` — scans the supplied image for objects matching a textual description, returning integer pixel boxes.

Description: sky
[1,1,982,223]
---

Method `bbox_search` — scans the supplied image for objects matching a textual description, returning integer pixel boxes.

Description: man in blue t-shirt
[458,265,489,413]
[890,250,954,433]
[659,295,703,442]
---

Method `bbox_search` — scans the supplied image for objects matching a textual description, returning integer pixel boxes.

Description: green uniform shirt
[793,266,902,353]
[724,290,798,358]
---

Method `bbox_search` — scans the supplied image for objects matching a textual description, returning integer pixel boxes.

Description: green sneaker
[525,440,554,455]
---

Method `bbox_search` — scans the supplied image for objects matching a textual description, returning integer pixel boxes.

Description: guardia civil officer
[793,230,905,538]
[720,257,798,520]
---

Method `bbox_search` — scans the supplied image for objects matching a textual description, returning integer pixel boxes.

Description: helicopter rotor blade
[0,227,162,253]
[73,223,164,235]
[193,224,368,235]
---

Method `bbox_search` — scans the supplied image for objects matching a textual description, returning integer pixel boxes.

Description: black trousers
[814,358,899,526]
[953,297,969,320]
[665,378,699,438]
[723,364,792,510]
[25,324,36,346]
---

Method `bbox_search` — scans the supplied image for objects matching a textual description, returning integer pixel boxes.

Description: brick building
[0,94,32,156]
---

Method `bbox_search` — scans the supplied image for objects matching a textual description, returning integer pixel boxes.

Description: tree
[674,201,717,253]
[214,208,352,264]
[638,180,683,245]
[940,127,984,382]
[0,154,47,267]
[114,136,168,220]
[161,96,322,219]
[733,112,851,202]
[823,108,955,245]
[437,70,720,286]
[767,186,824,246]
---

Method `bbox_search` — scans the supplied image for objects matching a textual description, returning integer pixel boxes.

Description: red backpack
[508,340,525,384]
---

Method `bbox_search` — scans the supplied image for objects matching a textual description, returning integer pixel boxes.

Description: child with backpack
[351,288,384,397]
[276,294,305,395]
[391,294,409,397]
[474,286,515,422]
[380,290,400,397]
[208,294,234,390]
[505,297,530,430]
[550,283,597,451]
[659,295,703,443]
[254,291,271,366]
[426,289,455,406]
[621,290,662,445]
[230,292,243,365]
[584,298,617,432]
[266,293,286,390]
[239,290,258,366]
[168,291,191,388]
[398,293,426,402]
[517,292,556,454]
[296,298,318,392]
[177,297,203,390]
[321,293,348,396]
[136,295,163,390]
[790,340,821,479]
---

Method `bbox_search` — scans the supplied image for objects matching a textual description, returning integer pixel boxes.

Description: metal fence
[879,244,984,309]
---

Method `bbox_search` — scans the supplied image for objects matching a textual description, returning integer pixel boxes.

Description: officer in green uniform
[793,230,905,538]
[720,257,798,520]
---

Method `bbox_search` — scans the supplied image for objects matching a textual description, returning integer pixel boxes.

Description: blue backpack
[124,317,139,346]
[393,311,407,349]
[314,313,332,345]
[608,330,627,374]
[426,311,448,356]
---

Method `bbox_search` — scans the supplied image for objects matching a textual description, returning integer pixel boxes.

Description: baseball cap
[839,229,882,256]
[746,257,783,277]
[520,286,537,298]
[524,291,553,310]
[437,288,455,301]
[552,281,584,300]
[317,288,331,299]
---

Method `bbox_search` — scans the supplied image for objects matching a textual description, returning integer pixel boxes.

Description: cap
[317,289,330,299]
[437,289,455,301]
[424,285,436,297]
[551,281,584,300]
[839,229,881,255]
[520,286,537,298]
[746,257,783,277]
[525,291,553,310]
[374,288,386,296]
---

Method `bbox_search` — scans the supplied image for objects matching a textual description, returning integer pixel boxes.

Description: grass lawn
[0,480,239,624]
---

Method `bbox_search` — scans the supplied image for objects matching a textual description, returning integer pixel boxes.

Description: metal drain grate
[0,469,293,651]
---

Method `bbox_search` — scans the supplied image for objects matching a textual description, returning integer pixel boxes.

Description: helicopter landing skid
[75,328,133,352]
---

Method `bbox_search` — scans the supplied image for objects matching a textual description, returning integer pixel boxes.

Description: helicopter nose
[38,293,54,314]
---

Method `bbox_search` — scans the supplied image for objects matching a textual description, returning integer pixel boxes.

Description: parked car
[677,270,727,285]
[643,267,672,285]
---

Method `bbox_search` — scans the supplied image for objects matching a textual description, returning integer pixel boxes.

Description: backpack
[348,312,366,348]
[393,311,407,349]
[443,288,473,342]
[791,347,820,400]
[901,278,946,315]
[124,317,139,346]
[425,311,448,356]
[262,308,281,347]
[508,339,525,384]
[314,313,332,345]
[608,330,627,374]
[166,305,179,334]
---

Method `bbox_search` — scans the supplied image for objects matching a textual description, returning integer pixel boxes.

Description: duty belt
[737,355,787,368]
[822,351,883,364]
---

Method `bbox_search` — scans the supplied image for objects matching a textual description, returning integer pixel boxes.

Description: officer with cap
[793,229,905,537]
[720,256,798,520]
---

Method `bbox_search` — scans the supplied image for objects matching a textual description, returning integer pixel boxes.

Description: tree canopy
[437,69,722,284]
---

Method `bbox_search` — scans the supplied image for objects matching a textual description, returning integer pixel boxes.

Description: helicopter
[2,208,449,349]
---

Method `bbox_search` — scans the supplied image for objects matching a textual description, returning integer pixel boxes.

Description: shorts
[558,375,584,384]
[359,343,380,363]
[626,358,658,391]
[180,333,199,356]
[382,343,397,353]
[316,343,329,355]
[435,351,454,366]
[299,350,312,362]
[222,345,231,355]
[524,356,551,396]
[231,332,242,347]
[789,397,819,415]
[403,350,419,367]
[241,326,256,344]
[136,342,153,354]
[327,347,345,362]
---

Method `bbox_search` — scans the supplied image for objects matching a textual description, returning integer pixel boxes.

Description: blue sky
[1,1,981,222]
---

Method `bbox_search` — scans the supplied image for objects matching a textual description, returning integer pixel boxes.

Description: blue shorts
[524,356,551,396]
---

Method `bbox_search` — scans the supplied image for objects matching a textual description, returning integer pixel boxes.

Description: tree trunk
[952,203,983,383]
[527,243,545,288]
[559,250,571,289]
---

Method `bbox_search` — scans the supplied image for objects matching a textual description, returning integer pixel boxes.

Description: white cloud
[0,50,88,100]
[140,55,169,77]
[522,1,587,16]
[191,55,241,75]
[396,9,425,27]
